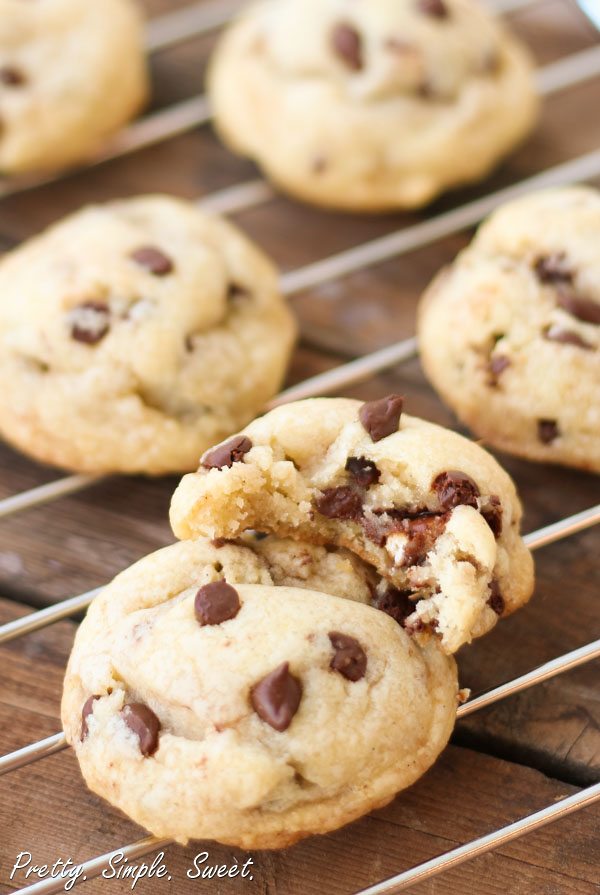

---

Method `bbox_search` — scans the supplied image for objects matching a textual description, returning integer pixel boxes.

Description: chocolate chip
[328,632,367,682]
[315,486,363,520]
[488,580,505,616]
[194,581,241,626]
[534,253,573,285]
[393,513,449,566]
[251,663,302,732]
[331,22,363,71]
[201,435,253,469]
[432,471,480,510]
[312,155,328,175]
[0,66,26,86]
[228,283,250,300]
[557,289,600,325]
[359,395,404,442]
[130,246,174,277]
[345,456,381,488]
[121,703,161,756]
[417,0,449,19]
[70,301,110,344]
[371,587,415,626]
[481,496,503,539]
[543,325,593,349]
[81,695,99,741]
[538,419,560,445]
[487,354,511,386]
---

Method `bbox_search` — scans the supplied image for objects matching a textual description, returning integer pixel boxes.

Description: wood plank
[1,597,598,895]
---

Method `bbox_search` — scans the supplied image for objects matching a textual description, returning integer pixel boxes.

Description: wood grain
[0,0,598,891]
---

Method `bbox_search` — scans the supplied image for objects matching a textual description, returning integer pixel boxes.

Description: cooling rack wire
[1,0,599,892]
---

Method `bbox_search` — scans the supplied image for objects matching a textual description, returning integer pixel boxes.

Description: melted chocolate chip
[371,587,415,626]
[534,253,573,285]
[130,246,174,276]
[359,395,404,442]
[488,580,505,616]
[417,0,449,18]
[251,663,302,732]
[331,22,363,71]
[315,486,363,520]
[121,703,161,756]
[70,301,110,345]
[481,496,503,539]
[557,289,600,325]
[487,354,511,386]
[345,456,381,488]
[80,695,99,741]
[392,513,448,566]
[328,632,367,682]
[543,325,593,350]
[432,471,480,511]
[0,66,26,86]
[538,419,560,445]
[194,581,241,626]
[201,435,253,469]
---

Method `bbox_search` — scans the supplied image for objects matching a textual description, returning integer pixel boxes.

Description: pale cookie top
[0,195,296,474]
[0,0,148,174]
[62,538,457,849]
[418,187,600,473]
[208,0,538,210]
[170,397,535,653]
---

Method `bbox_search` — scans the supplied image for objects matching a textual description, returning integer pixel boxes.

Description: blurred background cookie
[62,539,458,848]
[0,0,148,175]
[0,195,296,474]
[208,0,538,212]
[418,186,600,473]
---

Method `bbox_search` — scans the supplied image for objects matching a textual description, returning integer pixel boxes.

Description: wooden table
[1,1,600,892]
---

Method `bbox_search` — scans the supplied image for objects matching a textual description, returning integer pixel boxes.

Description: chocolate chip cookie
[0,0,148,174]
[418,187,600,472]
[170,397,534,653]
[208,0,538,211]
[62,538,457,848]
[0,195,296,474]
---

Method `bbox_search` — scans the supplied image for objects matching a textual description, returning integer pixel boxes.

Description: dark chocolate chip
[81,695,99,741]
[371,587,415,626]
[432,471,480,510]
[538,419,560,445]
[534,253,573,285]
[121,703,161,756]
[359,395,404,442]
[130,246,174,276]
[481,496,503,539]
[201,435,253,469]
[0,66,26,86]
[194,581,241,626]
[488,580,505,616]
[557,289,600,325]
[228,282,250,300]
[487,354,511,386]
[543,325,593,350]
[345,456,381,488]
[331,22,363,71]
[315,486,363,520]
[328,631,367,682]
[70,301,110,345]
[398,513,448,566]
[251,663,302,732]
[417,0,449,19]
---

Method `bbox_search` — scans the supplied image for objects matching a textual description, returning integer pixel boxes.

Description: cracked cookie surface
[62,537,457,848]
[0,195,296,474]
[208,0,538,211]
[418,187,600,473]
[170,397,534,653]
[0,0,148,174]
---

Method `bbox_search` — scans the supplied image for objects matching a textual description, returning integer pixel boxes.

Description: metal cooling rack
[0,1,599,893]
